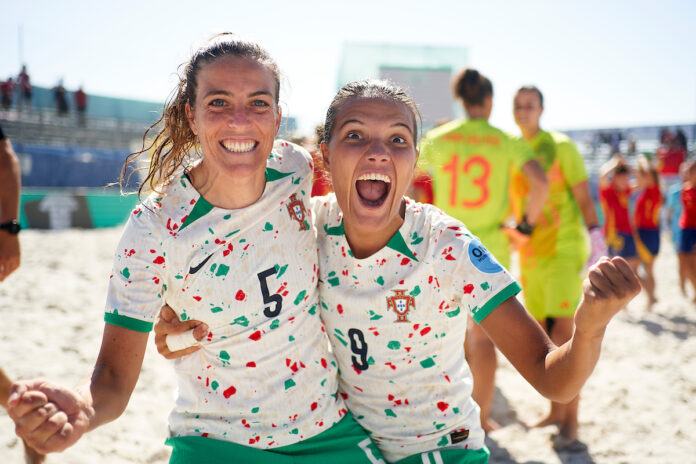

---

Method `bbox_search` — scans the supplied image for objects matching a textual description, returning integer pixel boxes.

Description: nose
[366,140,389,163]
[226,106,251,128]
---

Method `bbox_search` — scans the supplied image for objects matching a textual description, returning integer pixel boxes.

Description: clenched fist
[575,257,642,337]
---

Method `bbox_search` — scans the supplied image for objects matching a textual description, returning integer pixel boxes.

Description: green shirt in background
[510,130,589,264]
[420,118,535,267]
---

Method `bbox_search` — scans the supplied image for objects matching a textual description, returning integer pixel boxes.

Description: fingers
[8,391,48,419]
[23,410,70,453]
[15,402,59,434]
[159,304,176,323]
[610,257,642,293]
[192,323,209,341]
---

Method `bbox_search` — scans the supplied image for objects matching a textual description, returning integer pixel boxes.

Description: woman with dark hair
[7,35,383,463]
[419,68,549,431]
[511,85,606,450]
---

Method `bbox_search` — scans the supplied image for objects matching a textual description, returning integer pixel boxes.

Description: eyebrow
[339,118,413,132]
[202,89,274,99]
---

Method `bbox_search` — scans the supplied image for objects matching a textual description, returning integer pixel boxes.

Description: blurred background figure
[53,79,69,116]
[17,64,32,111]
[634,156,662,310]
[511,85,604,451]
[75,85,88,126]
[420,68,548,432]
[0,77,14,110]
[677,160,696,302]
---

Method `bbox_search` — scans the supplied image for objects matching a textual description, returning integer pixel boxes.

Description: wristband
[515,216,534,236]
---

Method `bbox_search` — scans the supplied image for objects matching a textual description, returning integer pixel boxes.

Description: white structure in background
[38,193,78,229]
[337,43,468,130]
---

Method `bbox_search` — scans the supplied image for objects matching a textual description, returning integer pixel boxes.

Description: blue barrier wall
[15,143,138,189]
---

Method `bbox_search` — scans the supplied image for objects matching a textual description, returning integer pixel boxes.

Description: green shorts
[166,412,385,464]
[395,447,489,464]
[520,254,584,321]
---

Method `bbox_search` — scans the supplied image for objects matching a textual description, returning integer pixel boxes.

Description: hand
[587,227,607,268]
[575,257,641,338]
[7,380,95,454]
[155,304,208,359]
[0,233,20,281]
[502,225,530,251]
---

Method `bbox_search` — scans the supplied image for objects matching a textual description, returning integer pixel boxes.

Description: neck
[189,160,266,210]
[343,200,406,259]
[521,125,541,140]
[465,106,488,120]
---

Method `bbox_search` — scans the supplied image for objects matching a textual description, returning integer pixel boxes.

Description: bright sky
[1,0,695,135]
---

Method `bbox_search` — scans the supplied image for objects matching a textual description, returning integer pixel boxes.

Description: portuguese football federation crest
[386,289,415,322]
[286,194,310,231]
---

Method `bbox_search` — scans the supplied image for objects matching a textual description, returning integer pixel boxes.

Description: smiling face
[186,56,281,180]
[321,96,418,237]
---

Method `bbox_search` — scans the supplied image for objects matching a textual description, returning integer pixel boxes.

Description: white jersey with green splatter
[313,195,521,462]
[105,140,346,449]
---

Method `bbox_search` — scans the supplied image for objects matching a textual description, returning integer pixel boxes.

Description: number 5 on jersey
[257,267,282,318]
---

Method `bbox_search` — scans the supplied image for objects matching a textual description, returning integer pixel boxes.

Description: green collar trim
[180,195,214,232]
[325,219,417,261]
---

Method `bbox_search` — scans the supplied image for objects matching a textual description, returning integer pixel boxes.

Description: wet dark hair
[120,33,281,197]
[516,85,544,108]
[452,68,493,106]
[322,79,421,144]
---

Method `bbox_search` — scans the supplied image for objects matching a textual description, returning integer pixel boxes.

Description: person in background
[1,78,14,110]
[75,86,88,126]
[633,157,662,310]
[511,85,606,451]
[656,129,685,194]
[17,65,32,111]
[310,125,332,197]
[419,68,548,432]
[53,80,69,116]
[665,164,687,295]
[599,157,639,274]
[678,160,696,302]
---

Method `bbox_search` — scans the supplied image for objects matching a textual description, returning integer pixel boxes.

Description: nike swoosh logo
[189,252,214,275]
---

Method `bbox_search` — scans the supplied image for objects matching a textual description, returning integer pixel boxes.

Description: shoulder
[311,194,341,236]
[549,131,579,153]
[271,139,312,174]
[408,201,475,257]
[422,119,466,144]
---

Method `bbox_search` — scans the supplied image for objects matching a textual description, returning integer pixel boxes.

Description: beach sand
[1,228,694,463]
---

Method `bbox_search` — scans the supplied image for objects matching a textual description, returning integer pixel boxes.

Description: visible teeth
[222,140,256,153]
[357,173,391,183]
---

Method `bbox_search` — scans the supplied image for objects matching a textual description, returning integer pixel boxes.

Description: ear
[185,102,197,136]
[320,141,330,167]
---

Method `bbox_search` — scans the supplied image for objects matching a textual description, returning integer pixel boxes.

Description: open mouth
[219,139,258,154]
[355,173,391,208]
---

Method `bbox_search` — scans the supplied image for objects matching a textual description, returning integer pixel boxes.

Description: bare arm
[8,324,148,453]
[520,159,549,226]
[571,180,600,229]
[0,136,21,281]
[479,257,641,403]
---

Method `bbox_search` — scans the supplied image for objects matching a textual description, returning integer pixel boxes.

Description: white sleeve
[103,207,166,332]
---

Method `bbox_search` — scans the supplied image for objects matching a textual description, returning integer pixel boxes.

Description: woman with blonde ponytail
[8,34,383,464]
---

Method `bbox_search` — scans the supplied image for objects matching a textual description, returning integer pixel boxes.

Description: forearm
[79,325,148,432]
[540,328,604,402]
[0,139,21,221]
[521,160,549,225]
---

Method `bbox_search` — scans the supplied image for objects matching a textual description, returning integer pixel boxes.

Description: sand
[1,227,695,463]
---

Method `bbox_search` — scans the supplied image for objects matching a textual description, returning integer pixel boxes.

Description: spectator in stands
[675,128,688,151]
[17,65,32,111]
[1,78,13,110]
[53,79,69,116]
[75,86,88,126]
